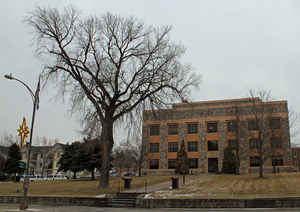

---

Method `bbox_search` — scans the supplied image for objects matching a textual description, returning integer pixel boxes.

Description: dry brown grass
[0,175,171,197]
[150,173,300,199]
[2,173,300,199]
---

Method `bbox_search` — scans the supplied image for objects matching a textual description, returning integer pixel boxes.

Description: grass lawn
[2,173,300,199]
[0,175,171,197]
[150,172,300,199]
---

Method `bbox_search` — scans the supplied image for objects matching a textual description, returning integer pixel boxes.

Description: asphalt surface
[1,205,300,212]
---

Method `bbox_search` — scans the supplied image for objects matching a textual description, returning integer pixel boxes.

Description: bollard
[171,177,179,189]
[123,177,132,189]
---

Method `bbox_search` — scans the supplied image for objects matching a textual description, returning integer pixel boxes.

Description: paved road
[1,205,300,212]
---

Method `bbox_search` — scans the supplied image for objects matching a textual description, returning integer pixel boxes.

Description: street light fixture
[4,73,40,210]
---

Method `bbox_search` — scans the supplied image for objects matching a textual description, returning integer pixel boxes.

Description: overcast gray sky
[1,0,300,144]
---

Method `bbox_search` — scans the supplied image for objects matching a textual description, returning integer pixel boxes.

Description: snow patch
[144,194,152,199]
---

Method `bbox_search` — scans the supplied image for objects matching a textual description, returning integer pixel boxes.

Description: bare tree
[113,144,136,175]
[0,133,18,147]
[248,89,275,178]
[229,104,241,174]
[288,108,300,145]
[113,133,145,177]
[26,6,200,188]
[134,134,146,177]
[33,136,57,146]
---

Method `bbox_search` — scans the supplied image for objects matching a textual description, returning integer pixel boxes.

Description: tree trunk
[259,163,264,178]
[259,144,264,178]
[91,169,95,180]
[138,158,143,176]
[259,135,264,178]
[73,171,77,179]
[99,119,114,189]
[235,106,240,175]
[259,156,264,178]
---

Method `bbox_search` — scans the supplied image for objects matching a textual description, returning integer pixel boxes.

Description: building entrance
[208,158,218,173]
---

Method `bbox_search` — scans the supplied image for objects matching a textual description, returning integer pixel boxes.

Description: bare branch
[26,7,201,188]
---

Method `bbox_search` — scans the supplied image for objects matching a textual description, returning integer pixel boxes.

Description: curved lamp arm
[4,74,35,103]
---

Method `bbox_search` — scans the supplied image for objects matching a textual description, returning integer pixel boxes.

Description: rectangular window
[168,142,178,152]
[187,123,198,134]
[271,137,282,149]
[168,124,178,135]
[207,122,218,133]
[189,158,198,168]
[208,140,218,151]
[227,120,237,132]
[228,139,237,149]
[248,119,258,131]
[149,125,160,136]
[168,159,176,169]
[32,153,38,160]
[149,159,159,169]
[250,156,260,167]
[270,118,280,130]
[188,141,198,152]
[149,143,159,153]
[272,156,283,166]
[249,138,260,149]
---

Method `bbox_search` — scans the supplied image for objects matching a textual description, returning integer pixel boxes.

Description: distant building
[0,146,9,160]
[0,143,65,176]
[142,98,293,174]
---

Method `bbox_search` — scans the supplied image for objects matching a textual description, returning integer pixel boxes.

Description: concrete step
[116,192,144,198]
[110,204,135,208]
[110,200,136,207]
[111,199,136,203]
[109,192,144,207]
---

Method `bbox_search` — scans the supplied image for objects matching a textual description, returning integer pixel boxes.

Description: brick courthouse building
[142,98,293,174]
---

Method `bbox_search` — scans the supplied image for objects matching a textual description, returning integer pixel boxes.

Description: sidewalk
[124,180,171,193]
[123,175,202,193]
[0,204,104,212]
[2,204,300,212]
[124,175,200,193]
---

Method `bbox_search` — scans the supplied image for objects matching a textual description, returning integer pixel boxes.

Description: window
[188,141,198,152]
[149,143,159,153]
[150,125,160,136]
[168,142,178,152]
[149,159,159,169]
[228,139,237,149]
[168,124,178,135]
[250,156,260,167]
[227,120,237,132]
[168,159,176,169]
[248,119,258,131]
[32,153,38,160]
[187,123,198,134]
[271,137,282,149]
[207,122,218,133]
[249,138,260,149]
[272,156,283,166]
[189,158,198,168]
[270,118,280,130]
[208,140,218,151]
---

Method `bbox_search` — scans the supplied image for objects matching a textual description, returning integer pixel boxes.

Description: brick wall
[143,99,292,174]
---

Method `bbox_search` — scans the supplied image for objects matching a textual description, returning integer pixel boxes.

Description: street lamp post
[4,74,40,210]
